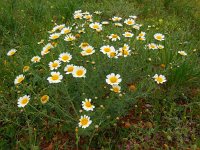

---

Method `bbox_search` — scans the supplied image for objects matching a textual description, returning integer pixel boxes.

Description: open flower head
[123,32,134,38]
[31,56,41,63]
[14,74,25,85]
[111,85,121,93]
[79,115,92,128]
[61,27,72,34]
[100,45,115,54]
[17,95,30,108]
[49,60,61,70]
[89,22,102,31]
[7,49,17,56]
[59,52,72,62]
[49,33,61,40]
[47,72,63,83]
[153,74,167,84]
[108,34,120,41]
[82,98,95,111]
[64,64,76,74]
[124,19,135,25]
[154,33,165,41]
[72,66,86,78]
[106,73,122,85]
[81,46,95,56]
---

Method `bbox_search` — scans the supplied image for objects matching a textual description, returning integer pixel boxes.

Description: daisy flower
[153,74,167,84]
[89,22,102,31]
[31,56,41,63]
[64,64,76,74]
[74,12,83,19]
[82,98,95,111]
[147,43,158,50]
[40,95,49,104]
[53,24,65,32]
[107,50,119,59]
[72,66,86,78]
[114,23,123,27]
[47,72,63,83]
[49,33,61,40]
[133,24,142,30]
[79,115,92,129]
[41,43,54,56]
[129,15,137,19]
[23,66,30,72]
[178,51,187,56]
[81,46,95,56]
[112,16,122,22]
[111,85,121,93]
[100,45,115,54]
[14,74,25,85]
[59,52,72,62]
[108,34,120,41]
[123,32,134,38]
[124,19,135,25]
[7,49,17,56]
[61,27,72,34]
[17,95,30,108]
[64,34,76,42]
[106,73,122,85]
[118,47,131,57]
[154,33,165,41]
[157,44,164,49]
[83,14,92,20]
[49,60,61,70]
[138,31,146,37]
[79,42,90,49]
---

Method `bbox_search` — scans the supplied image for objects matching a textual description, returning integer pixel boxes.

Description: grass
[0,0,200,149]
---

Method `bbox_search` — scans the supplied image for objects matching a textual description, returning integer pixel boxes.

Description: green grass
[0,0,200,149]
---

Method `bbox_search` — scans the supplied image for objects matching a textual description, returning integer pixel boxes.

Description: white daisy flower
[47,72,63,83]
[31,56,41,63]
[14,74,25,85]
[49,60,61,70]
[111,85,121,93]
[154,33,165,41]
[59,52,72,62]
[100,45,115,54]
[106,73,122,85]
[79,115,92,129]
[147,43,158,50]
[124,19,135,25]
[49,33,61,40]
[64,34,76,41]
[153,74,167,84]
[123,32,134,38]
[82,98,95,111]
[108,34,120,41]
[112,16,122,22]
[17,95,30,108]
[89,22,102,31]
[7,49,17,56]
[81,46,95,56]
[72,66,86,78]
[64,64,76,74]
[61,27,72,34]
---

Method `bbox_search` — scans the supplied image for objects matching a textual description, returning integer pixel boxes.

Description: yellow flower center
[113,87,120,93]
[52,74,59,80]
[93,24,99,29]
[85,101,92,107]
[67,66,74,72]
[104,47,111,52]
[85,48,92,53]
[112,34,118,38]
[127,20,133,25]
[110,76,118,83]
[81,118,89,126]
[52,63,58,68]
[64,29,70,34]
[34,58,39,61]
[52,35,59,39]
[139,33,144,37]
[110,52,116,57]
[82,43,89,47]
[62,55,69,61]
[156,77,163,83]
[76,69,84,76]
[10,51,15,55]
[122,49,128,55]
[17,77,24,83]
[21,98,28,105]
[156,35,162,40]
